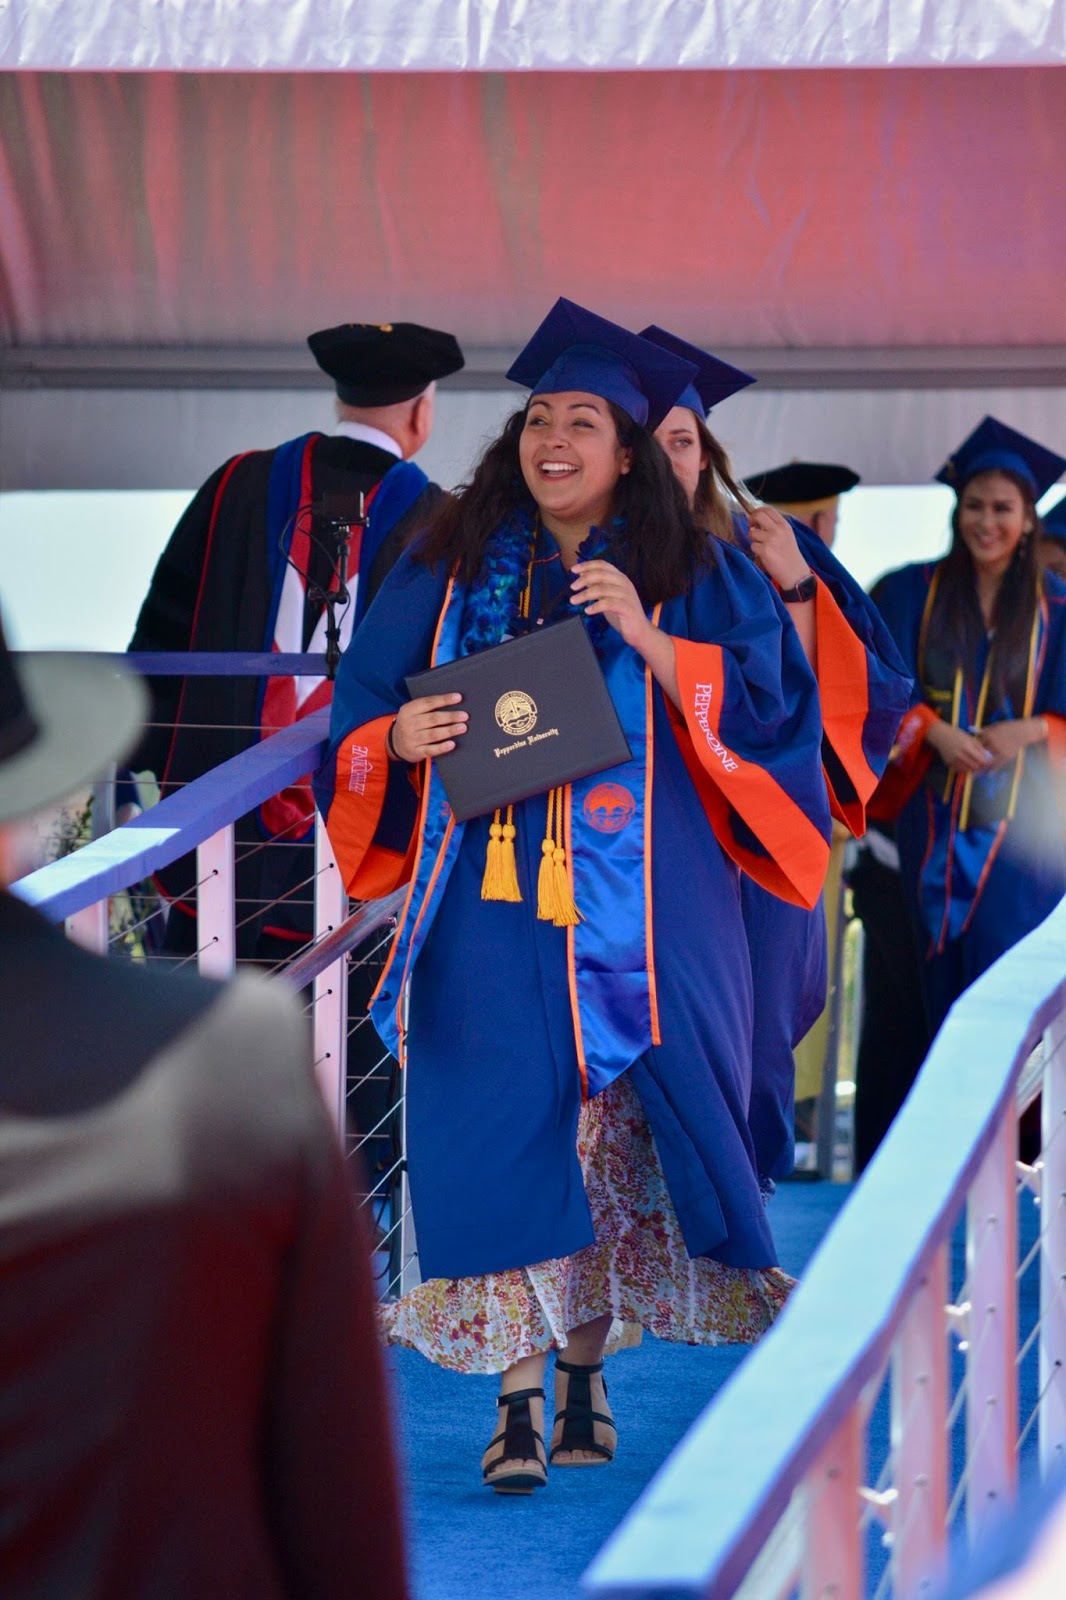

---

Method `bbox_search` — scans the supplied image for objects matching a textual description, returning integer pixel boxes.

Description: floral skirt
[382,1071,793,1374]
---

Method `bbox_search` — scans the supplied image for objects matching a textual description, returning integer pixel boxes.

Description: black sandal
[550,1358,616,1466]
[482,1387,548,1494]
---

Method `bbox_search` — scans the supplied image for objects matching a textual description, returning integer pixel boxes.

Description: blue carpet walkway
[388,1178,852,1600]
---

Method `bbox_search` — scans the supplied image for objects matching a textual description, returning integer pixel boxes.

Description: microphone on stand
[306,491,366,680]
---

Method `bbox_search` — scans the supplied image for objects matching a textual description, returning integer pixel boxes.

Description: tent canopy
[4,0,1065,72]
[2,3,1065,490]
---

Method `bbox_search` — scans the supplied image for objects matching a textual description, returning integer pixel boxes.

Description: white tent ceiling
[2,2,1066,490]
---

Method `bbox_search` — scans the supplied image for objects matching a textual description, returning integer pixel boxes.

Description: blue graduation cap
[1042,496,1066,537]
[638,325,756,416]
[506,298,698,432]
[936,416,1066,501]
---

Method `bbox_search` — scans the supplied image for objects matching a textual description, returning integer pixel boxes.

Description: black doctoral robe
[128,433,441,955]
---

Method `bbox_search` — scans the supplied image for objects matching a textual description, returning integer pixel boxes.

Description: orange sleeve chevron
[867,702,938,822]
[325,715,419,900]
[813,577,877,835]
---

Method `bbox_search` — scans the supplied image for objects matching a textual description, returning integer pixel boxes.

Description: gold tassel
[497,805,521,901]
[550,787,582,927]
[537,790,558,920]
[536,788,582,925]
[551,845,582,927]
[481,810,504,900]
[482,807,522,903]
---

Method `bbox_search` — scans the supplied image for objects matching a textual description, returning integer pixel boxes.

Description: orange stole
[670,637,829,910]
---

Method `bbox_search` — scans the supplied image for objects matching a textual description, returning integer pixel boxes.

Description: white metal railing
[15,681,415,1292]
[585,899,1066,1599]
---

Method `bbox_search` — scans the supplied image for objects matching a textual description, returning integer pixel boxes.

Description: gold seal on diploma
[495,690,538,738]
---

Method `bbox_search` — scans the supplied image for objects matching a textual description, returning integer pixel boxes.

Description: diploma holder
[405,616,631,823]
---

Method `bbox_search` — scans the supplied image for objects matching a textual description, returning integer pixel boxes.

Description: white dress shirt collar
[332,419,403,459]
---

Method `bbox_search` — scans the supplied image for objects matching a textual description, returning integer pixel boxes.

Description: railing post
[90,763,116,838]
[1041,1006,1066,1476]
[196,824,235,978]
[965,1107,1018,1541]
[891,1242,949,1599]
[313,814,349,1132]
[802,1406,864,1600]
[65,899,108,954]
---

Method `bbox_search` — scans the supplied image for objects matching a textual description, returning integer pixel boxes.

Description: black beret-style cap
[743,461,860,504]
[307,322,465,406]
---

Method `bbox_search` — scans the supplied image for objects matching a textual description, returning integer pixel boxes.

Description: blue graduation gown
[740,519,912,1182]
[874,561,1066,1031]
[316,533,831,1281]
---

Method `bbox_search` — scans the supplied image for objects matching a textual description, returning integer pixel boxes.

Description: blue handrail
[584,896,1066,1598]
[14,651,329,676]
[16,711,329,923]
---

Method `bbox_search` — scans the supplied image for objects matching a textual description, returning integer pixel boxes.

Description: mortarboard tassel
[481,806,522,903]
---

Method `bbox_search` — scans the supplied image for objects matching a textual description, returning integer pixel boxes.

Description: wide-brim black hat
[0,617,146,826]
[307,321,465,406]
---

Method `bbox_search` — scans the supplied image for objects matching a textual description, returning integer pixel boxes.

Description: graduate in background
[644,331,912,1188]
[316,300,832,1494]
[847,580,930,1174]
[872,417,1066,1034]
[740,459,869,1150]
[128,320,462,965]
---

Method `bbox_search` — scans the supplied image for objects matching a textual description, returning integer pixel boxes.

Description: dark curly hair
[414,400,712,604]
[925,468,1044,710]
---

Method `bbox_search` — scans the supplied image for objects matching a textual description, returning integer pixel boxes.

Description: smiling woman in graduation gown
[316,300,831,1492]
[871,418,1066,1034]
[644,327,913,1186]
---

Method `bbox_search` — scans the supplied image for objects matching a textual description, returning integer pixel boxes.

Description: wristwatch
[778,574,817,604]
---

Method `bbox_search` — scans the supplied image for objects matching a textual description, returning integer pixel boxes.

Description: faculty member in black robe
[128,323,463,1188]
[128,320,463,964]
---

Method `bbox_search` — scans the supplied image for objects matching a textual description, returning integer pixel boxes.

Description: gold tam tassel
[482,806,522,903]
[537,788,582,926]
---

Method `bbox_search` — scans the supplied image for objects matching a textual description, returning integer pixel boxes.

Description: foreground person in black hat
[128,319,463,967]
[0,615,409,1600]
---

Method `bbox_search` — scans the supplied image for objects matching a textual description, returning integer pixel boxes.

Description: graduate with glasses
[642,325,912,1188]
[317,300,833,1494]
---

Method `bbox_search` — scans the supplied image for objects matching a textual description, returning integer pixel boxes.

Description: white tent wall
[3,0,1065,71]
[5,382,1066,492]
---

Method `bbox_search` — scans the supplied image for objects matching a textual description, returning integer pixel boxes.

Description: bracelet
[1037,715,1050,743]
[385,717,400,760]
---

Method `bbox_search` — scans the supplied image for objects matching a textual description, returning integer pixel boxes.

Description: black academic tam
[744,461,860,504]
[307,321,464,407]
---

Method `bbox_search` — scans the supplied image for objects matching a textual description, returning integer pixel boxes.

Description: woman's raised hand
[745,506,811,591]
[571,560,652,651]
[390,694,468,763]
[923,718,994,775]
